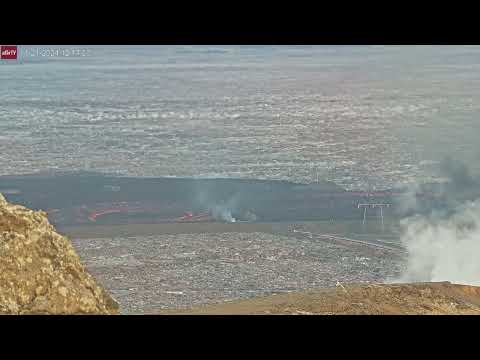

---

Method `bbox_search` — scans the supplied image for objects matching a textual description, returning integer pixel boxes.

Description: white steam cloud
[193,182,239,223]
[211,205,236,223]
[392,158,480,286]
[395,198,480,286]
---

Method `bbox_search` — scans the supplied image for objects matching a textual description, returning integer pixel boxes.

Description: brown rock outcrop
[0,193,119,314]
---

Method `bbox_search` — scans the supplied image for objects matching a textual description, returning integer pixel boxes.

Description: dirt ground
[59,222,276,239]
[59,219,399,239]
[154,282,480,315]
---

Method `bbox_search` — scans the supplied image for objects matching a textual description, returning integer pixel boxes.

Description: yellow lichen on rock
[0,193,119,314]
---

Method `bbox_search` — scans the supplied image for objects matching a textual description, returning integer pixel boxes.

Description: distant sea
[2,45,480,190]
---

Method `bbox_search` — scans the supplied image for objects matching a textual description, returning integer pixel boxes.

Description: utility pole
[357,203,391,230]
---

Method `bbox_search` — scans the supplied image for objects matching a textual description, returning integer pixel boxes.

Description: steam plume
[211,205,236,223]
[393,158,480,286]
[395,200,480,285]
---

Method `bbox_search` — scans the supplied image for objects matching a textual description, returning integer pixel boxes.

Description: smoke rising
[192,181,239,223]
[211,205,236,223]
[395,200,480,285]
[439,156,475,189]
[393,183,421,217]
[393,158,480,286]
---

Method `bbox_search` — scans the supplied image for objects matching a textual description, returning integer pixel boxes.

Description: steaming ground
[68,226,403,314]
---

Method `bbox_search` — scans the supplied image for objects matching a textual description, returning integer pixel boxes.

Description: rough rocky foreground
[0,194,119,314]
[157,282,480,315]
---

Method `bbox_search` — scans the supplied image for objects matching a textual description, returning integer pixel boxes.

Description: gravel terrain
[71,230,404,314]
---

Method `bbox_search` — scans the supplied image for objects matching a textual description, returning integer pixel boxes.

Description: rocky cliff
[0,193,119,314]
